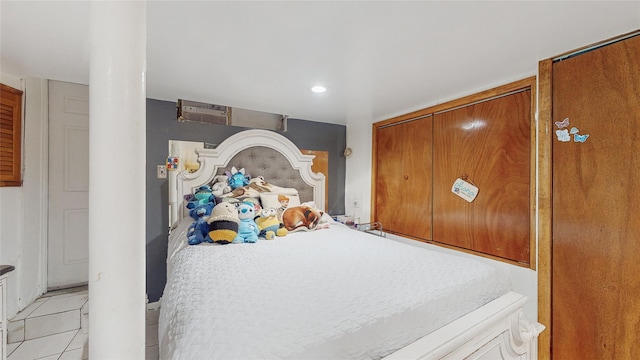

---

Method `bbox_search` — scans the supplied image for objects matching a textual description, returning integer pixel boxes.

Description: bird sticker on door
[555,117,589,143]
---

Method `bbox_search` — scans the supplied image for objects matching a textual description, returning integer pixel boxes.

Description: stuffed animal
[207,202,240,245]
[186,202,215,245]
[226,166,250,190]
[233,203,260,243]
[186,185,215,209]
[242,198,262,213]
[247,176,270,192]
[256,207,287,240]
[282,205,324,232]
[211,175,231,197]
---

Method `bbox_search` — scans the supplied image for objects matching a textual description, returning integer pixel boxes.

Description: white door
[48,80,90,289]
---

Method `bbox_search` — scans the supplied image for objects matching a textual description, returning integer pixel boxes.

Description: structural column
[88,1,146,358]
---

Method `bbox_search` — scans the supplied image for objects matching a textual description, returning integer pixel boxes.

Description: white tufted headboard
[169,129,326,227]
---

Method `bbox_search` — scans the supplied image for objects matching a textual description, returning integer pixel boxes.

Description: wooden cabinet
[373,78,534,266]
[374,116,432,240]
[432,90,531,263]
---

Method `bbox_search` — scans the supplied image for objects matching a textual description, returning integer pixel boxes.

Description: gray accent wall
[146,99,346,301]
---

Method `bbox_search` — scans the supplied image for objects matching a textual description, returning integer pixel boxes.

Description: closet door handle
[403,175,409,180]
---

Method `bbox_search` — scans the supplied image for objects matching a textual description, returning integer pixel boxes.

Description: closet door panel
[432,91,530,262]
[375,116,432,240]
[551,35,640,359]
[375,124,405,234]
[399,116,432,239]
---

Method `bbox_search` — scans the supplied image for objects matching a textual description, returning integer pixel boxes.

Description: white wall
[344,120,372,222]
[0,73,48,318]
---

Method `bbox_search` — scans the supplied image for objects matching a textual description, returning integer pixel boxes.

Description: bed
[160,129,544,359]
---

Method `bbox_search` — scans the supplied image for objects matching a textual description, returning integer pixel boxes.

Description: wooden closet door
[376,123,404,233]
[400,116,432,239]
[552,35,640,359]
[375,116,432,239]
[432,91,530,262]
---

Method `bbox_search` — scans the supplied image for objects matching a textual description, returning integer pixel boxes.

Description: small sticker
[167,157,180,170]
[452,178,479,202]
[573,134,589,143]
[555,118,569,129]
[556,129,570,142]
[556,117,590,143]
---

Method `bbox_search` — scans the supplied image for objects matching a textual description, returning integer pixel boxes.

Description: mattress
[159,219,511,360]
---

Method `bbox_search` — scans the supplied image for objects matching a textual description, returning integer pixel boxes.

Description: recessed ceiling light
[311,85,327,93]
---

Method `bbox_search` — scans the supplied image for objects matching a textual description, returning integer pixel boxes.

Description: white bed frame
[169,129,544,359]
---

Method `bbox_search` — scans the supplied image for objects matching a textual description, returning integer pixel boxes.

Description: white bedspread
[159,220,511,360]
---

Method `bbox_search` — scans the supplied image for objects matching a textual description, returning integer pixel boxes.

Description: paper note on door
[452,178,479,202]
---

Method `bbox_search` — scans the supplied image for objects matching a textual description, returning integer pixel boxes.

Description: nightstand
[0,265,15,360]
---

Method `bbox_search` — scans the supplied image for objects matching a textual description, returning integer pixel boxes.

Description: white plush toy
[211,175,231,197]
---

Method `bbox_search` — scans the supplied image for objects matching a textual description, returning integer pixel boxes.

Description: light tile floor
[7,288,88,360]
[7,330,85,360]
[6,287,159,360]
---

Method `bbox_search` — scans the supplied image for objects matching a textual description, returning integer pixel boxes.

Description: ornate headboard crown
[169,129,325,227]
[214,147,315,204]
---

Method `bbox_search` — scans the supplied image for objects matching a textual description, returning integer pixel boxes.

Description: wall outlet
[157,165,167,179]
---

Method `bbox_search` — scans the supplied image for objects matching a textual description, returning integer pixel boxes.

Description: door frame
[537,58,552,360]
[39,80,51,297]
[20,77,51,305]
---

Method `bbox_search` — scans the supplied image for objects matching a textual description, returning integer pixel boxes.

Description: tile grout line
[10,298,49,322]
[8,289,160,360]
[58,329,83,357]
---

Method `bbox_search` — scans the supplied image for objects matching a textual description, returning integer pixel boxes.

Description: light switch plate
[157,165,167,179]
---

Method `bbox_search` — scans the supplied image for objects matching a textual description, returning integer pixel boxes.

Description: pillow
[259,192,301,212]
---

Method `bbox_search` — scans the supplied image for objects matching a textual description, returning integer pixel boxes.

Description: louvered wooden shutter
[0,83,24,186]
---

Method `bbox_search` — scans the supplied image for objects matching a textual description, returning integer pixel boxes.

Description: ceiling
[1,1,638,125]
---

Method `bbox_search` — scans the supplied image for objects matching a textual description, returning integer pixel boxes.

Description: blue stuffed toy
[186,185,215,210]
[225,166,250,190]
[187,202,215,245]
[233,203,259,243]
